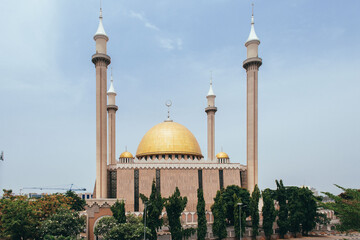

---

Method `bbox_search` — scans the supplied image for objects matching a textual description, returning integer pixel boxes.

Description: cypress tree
[142,180,165,240]
[221,185,250,225]
[275,180,289,238]
[111,200,126,224]
[288,187,303,237]
[164,187,187,240]
[197,188,207,240]
[299,187,317,235]
[211,190,227,240]
[262,189,276,240]
[250,184,260,239]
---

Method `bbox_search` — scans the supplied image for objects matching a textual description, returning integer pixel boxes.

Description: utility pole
[143,201,152,240]
[237,203,247,240]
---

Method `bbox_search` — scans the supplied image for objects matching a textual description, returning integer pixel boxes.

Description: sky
[0,0,359,196]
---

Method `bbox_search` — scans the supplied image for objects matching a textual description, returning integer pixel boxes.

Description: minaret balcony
[243,57,262,69]
[205,106,217,113]
[92,53,111,65]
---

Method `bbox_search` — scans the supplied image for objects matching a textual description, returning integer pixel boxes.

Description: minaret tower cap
[107,69,116,95]
[245,4,260,44]
[207,71,215,96]
[94,8,108,40]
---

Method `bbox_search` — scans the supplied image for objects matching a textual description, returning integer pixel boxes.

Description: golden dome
[216,152,229,159]
[136,121,203,158]
[120,151,134,158]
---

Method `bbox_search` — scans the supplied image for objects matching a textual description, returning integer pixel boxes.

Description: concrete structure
[243,10,262,192]
[205,75,217,161]
[107,71,118,165]
[85,6,261,240]
[92,8,111,198]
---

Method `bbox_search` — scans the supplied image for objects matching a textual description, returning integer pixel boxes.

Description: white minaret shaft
[93,8,111,198]
[243,5,262,192]
[205,73,217,161]
[107,71,118,165]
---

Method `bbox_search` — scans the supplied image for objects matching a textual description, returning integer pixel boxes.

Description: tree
[211,190,227,240]
[182,228,197,240]
[196,188,207,240]
[298,187,317,235]
[94,216,118,239]
[275,180,289,238]
[94,214,150,240]
[0,194,39,240]
[65,190,86,211]
[286,186,318,237]
[221,185,250,225]
[321,185,360,232]
[43,236,76,240]
[0,190,84,240]
[164,187,188,240]
[111,200,126,224]
[34,194,72,220]
[262,189,276,240]
[140,180,165,240]
[287,187,303,237]
[249,185,260,239]
[116,214,151,240]
[40,208,85,239]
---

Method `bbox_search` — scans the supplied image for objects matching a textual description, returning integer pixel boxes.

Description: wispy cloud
[128,10,182,51]
[158,38,183,50]
[129,11,160,31]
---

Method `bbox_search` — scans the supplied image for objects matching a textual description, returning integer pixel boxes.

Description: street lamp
[237,203,246,240]
[144,202,151,240]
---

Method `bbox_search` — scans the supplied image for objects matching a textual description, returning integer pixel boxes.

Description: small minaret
[243,4,262,192]
[107,70,118,165]
[92,7,111,199]
[205,73,217,161]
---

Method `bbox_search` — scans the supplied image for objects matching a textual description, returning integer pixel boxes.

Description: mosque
[85,6,262,240]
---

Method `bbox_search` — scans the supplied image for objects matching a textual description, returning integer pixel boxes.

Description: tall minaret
[243,5,262,192]
[92,8,111,198]
[107,70,118,165]
[205,73,217,161]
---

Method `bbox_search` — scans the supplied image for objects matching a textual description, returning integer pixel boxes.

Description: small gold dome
[136,121,203,158]
[216,152,229,159]
[120,151,134,159]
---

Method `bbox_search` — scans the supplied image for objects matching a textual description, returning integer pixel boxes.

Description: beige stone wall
[161,169,198,211]
[117,169,134,212]
[203,169,220,211]
[223,169,241,188]
[138,169,156,211]
[115,167,244,213]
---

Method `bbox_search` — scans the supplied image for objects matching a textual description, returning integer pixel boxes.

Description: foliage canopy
[211,190,227,240]
[140,180,165,240]
[321,185,360,232]
[196,188,207,240]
